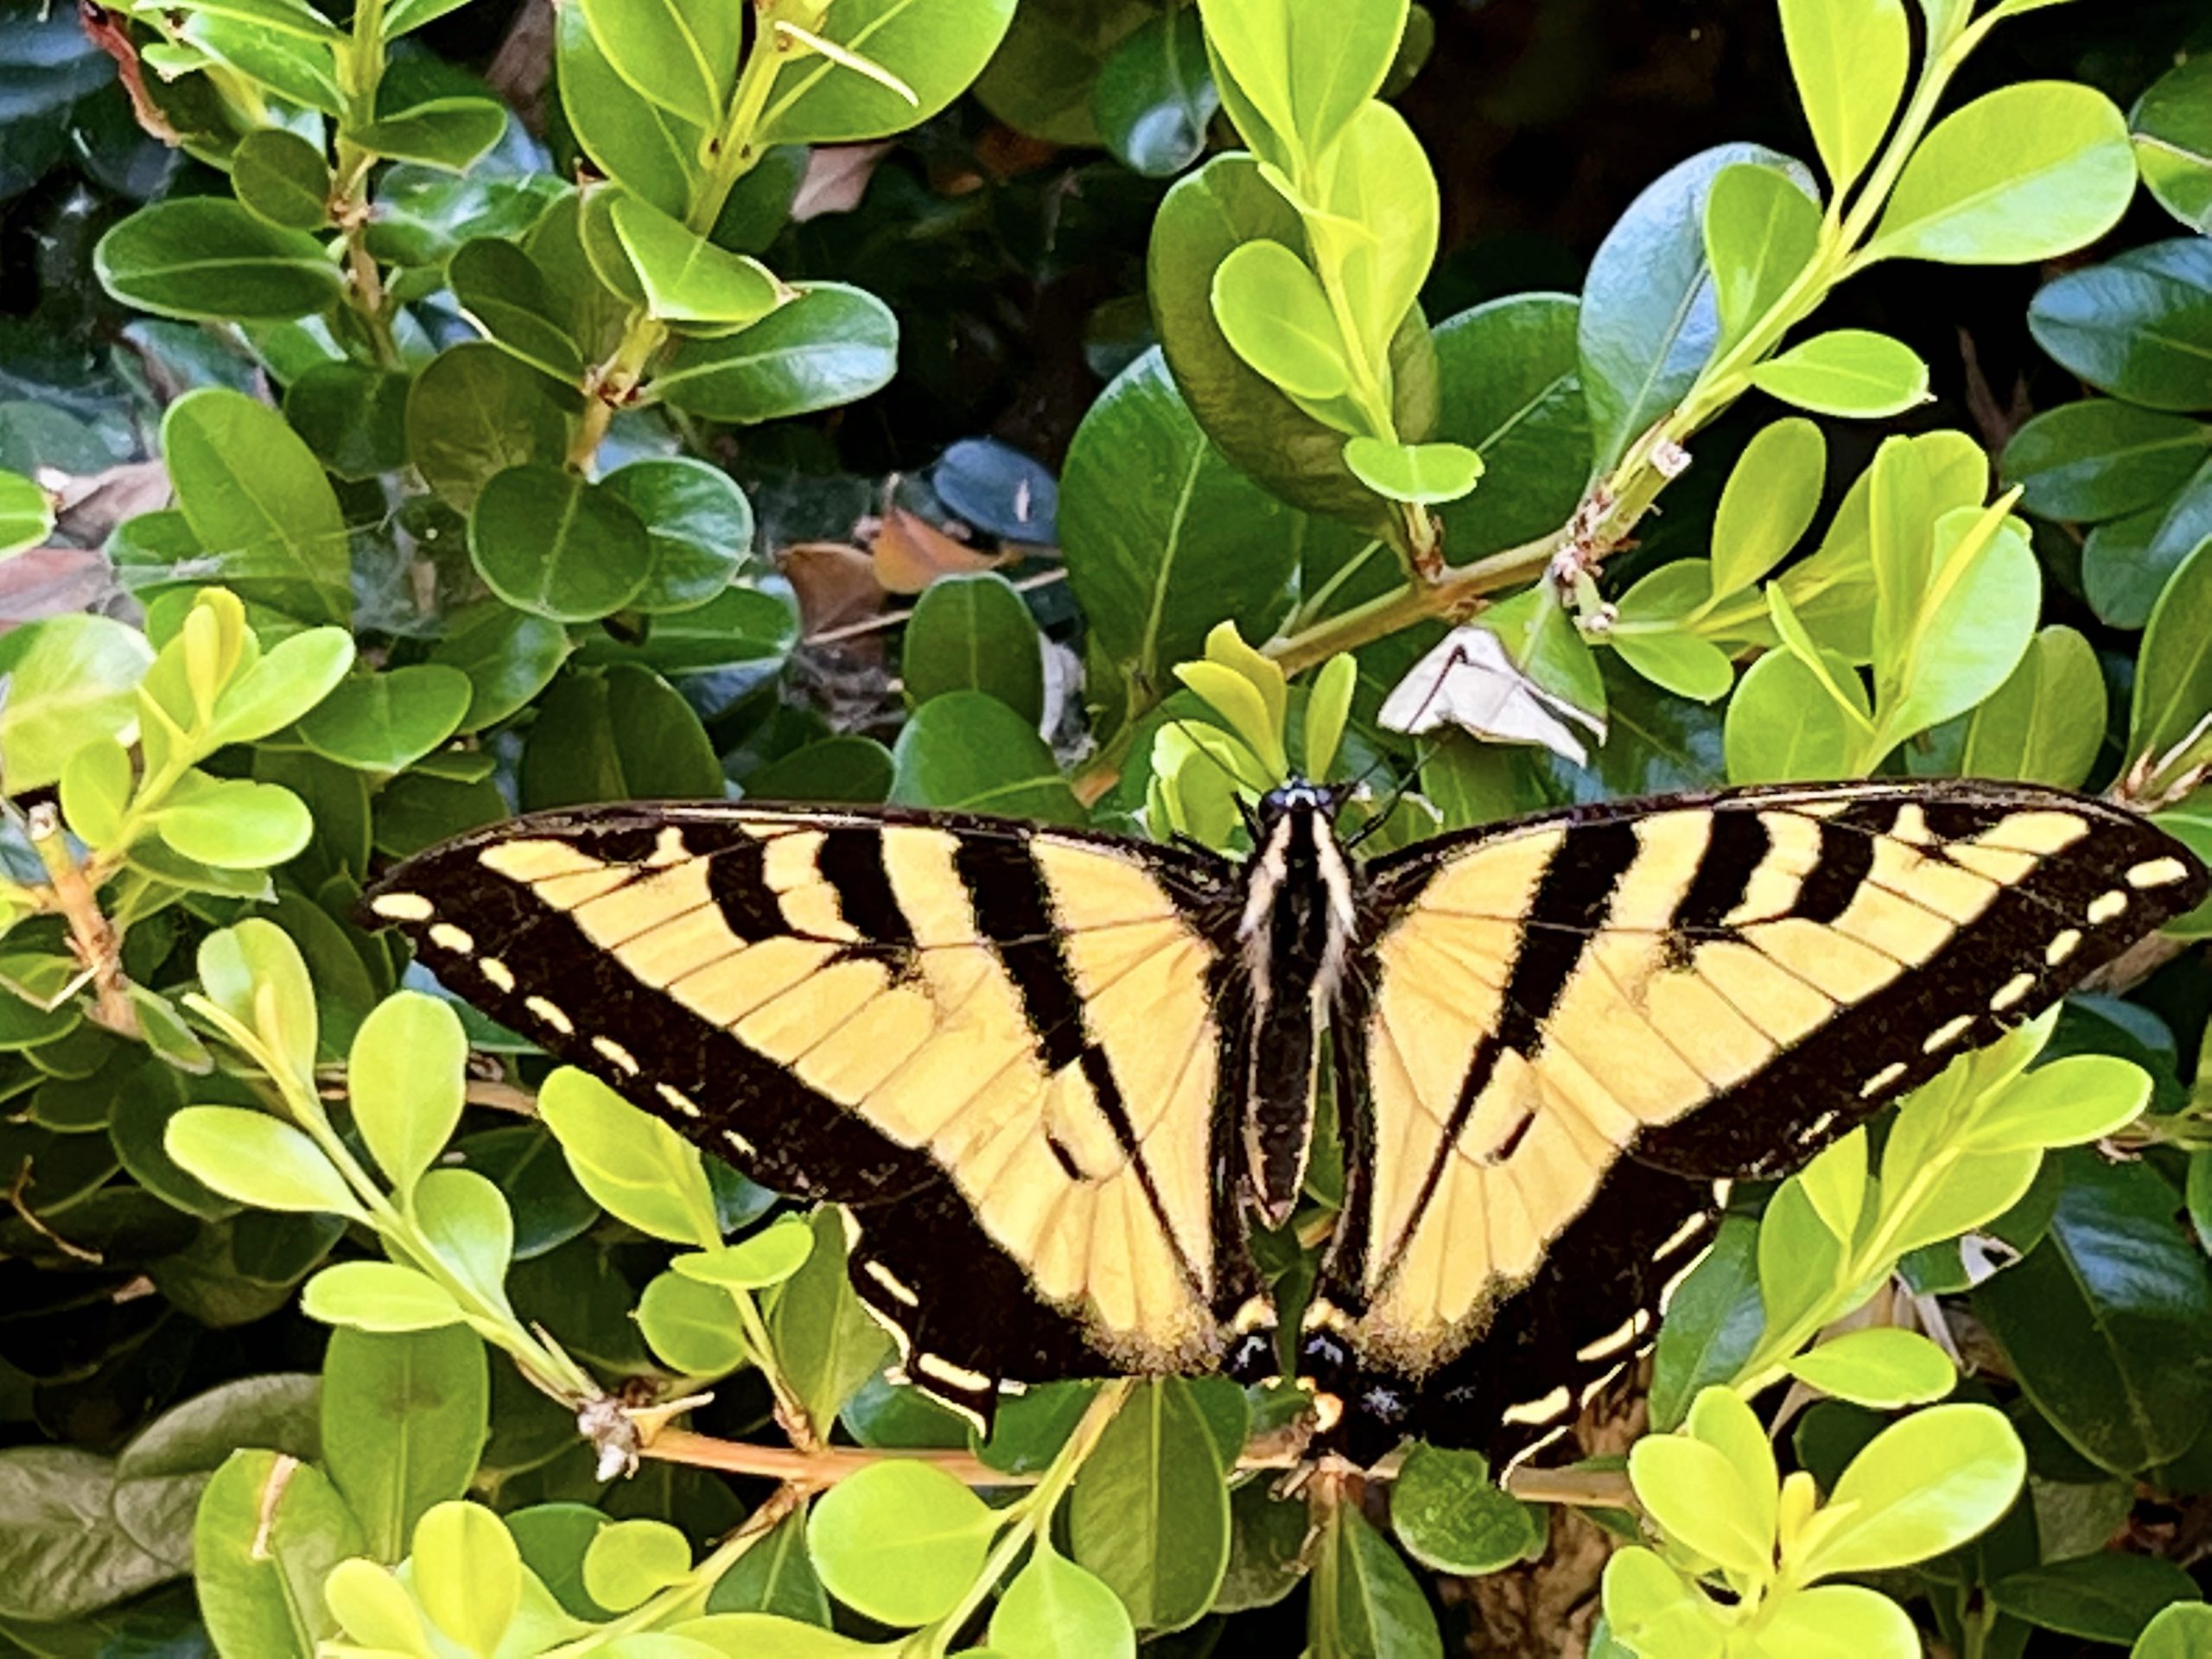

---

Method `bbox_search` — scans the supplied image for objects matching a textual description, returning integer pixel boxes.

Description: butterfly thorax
[1236,784,1360,1228]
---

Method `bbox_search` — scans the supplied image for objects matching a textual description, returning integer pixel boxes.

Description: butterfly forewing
[367,804,1255,1430]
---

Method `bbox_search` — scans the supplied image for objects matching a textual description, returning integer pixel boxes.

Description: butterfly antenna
[1341,734,1446,853]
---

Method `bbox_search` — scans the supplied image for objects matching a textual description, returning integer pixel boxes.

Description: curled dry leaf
[870,505,1010,594]
[1379,625,1608,766]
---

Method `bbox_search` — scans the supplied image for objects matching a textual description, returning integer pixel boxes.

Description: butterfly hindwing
[368,804,1257,1429]
[1313,781,2206,1465]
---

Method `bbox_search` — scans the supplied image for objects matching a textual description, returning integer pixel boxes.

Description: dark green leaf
[2133,55,2212,236]
[2002,400,2212,523]
[231,129,331,231]
[283,364,411,482]
[901,573,1045,721]
[469,463,653,622]
[406,341,575,511]
[428,601,575,733]
[2082,459,2212,629]
[354,95,505,172]
[111,1376,321,1574]
[296,667,472,772]
[1431,294,1588,564]
[1093,9,1217,178]
[1068,1380,1230,1633]
[1976,1152,2212,1474]
[1991,1552,2201,1644]
[518,664,722,808]
[0,1450,173,1622]
[599,456,753,613]
[1309,1502,1443,1659]
[162,388,350,626]
[889,692,1082,825]
[1389,1445,1542,1576]
[2028,240,2212,412]
[448,240,583,384]
[94,200,340,322]
[657,284,897,423]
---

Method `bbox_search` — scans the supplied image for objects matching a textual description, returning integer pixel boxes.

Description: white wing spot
[1989,971,2035,1013]
[524,995,574,1035]
[2087,889,2129,925]
[1799,1109,1838,1144]
[592,1036,641,1075]
[1654,1213,1708,1260]
[1922,1014,1974,1053]
[429,922,474,955]
[1500,1385,1571,1427]
[2127,856,2190,890]
[1574,1314,1641,1363]
[479,957,516,993]
[1657,1245,1713,1314]
[370,893,435,922]
[2045,928,2082,967]
[650,826,690,866]
[1860,1060,1907,1098]
[722,1126,756,1156]
[864,1260,921,1307]
[1579,1361,1628,1408]
[916,1352,994,1394]
[656,1082,702,1118]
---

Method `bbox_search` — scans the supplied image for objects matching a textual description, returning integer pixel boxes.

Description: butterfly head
[1253,778,1351,835]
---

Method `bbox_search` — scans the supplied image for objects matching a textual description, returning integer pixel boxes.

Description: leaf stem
[332,0,401,370]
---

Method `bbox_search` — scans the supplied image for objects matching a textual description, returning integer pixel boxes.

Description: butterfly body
[365,780,2206,1466]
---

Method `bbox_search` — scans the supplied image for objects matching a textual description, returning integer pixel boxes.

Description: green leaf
[1794,1403,2025,1579]
[413,1166,515,1319]
[0,1449,175,1622]
[538,1066,720,1246]
[1712,417,1826,594]
[60,734,133,848]
[1704,162,1824,353]
[1724,639,1869,784]
[232,128,332,231]
[584,1518,693,1614]
[1649,1213,1763,1428]
[990,1541,1136,1659]
[2027,241,2212,413]
[674,1216,816,1290]
[555,10,702,218]
[111,1375,321,1575]
[1430,294,1589,563]
[321,1325,487,1563]
[612,193,782,329]
[518,664,722,809]
[469,463,652,622]
[1198,0,1407,168]
[1060,349,1302,699]
[758,0,1019,146]
[1960,625,2106,790]
[1307,1502,1442,1659]
[1629,1432,1772,1579]
[162,387,351,625]
[889,691,1083,824]
[1341,436,1483,505]
[95,199,341,321]
[1755,1585,1920,1658]
[1580,143,1809,474]
[448,239,583,384]
[770,1207,893,1438]
[412,1501,523,1656]
[658,284,898,423]
[1867,81,2137,264]
[1877,505,2040,755]
[1211,238,1352,401]
[2133,55,2212,236]
[1747,329,1930,417]
[1601,1546,1725,1659]
[1993,1553,2202,1645]
[0,613,152,792]
[1975,1152,2212,1474]
[1068,1379,1230,1633]
[211,625,357,746]
[156,776,313,868]
[2137,1603,2212,1659]
[576,0,741,130]
[902,572,1045,721]
[2082,460,2212,630]
[301,1261,467,1332]
[599,456,754,614]
[323,1558,436,1653]
[199,918,318,1082]
[2001,400,2212,523]
[429,602,574,733]
[296,666,474,772]
[354,96,506,172]
[194,1451,362,1657]
[807,1460,997,1626]
[1093,8,1217,178]
[2135,538,2212,766]
[408,340,575,511]
[1389,1445,1541,1575]
[1777,0,1909,194]
[1304,102,1437,373]
[639,1268,750,1375]
[1785,1328,1956,1408]
[0,467,52,557]
[1961,1054,2150,1154]
[1149,154,1440,537]
[165,1106,365,1219]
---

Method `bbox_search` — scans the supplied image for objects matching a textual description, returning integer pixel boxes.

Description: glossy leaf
[2001,400,2212,523]
[165,1106,364,1219]
[0,613,151,792]
[1211,238,1352,401]
[1778,0,1908,193]
[807,1460,997,1626]
[538,1066,719,1246]
[1960,625,2106,790]
[1712,417,1825,594]
[232,128,331,231]
[296,666,474,772]
[757,0,1018,147]
[469,463,653,622]
[599,455,755,614]
[1794,1403,2026,1578]
[613,193,783,328]
[890,691,1083,825]
[1867,81,2137,264]
[2133,54,2212,235]
[1705,161,1823,352]
[95,199,340,321]
[658,283,898,423]
[1094,8,1217,178]
[1785,1328,1956,1408]
[2027,239,2212,413]
[1342,436,1483,505]
[1747,329,1930,417]
[902,572,1046,721]
[194,1451,361,1656]
[1068,1379,1230,1633]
